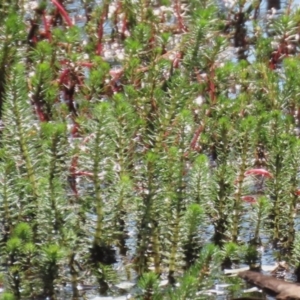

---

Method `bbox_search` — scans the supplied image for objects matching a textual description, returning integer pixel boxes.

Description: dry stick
[239,271,300,299]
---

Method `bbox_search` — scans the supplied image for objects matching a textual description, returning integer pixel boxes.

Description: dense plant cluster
[1,0,300,299]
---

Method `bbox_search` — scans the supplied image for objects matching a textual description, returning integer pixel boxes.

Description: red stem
[51,0,73,27]
[68,134,96,196]
[34,104,47,122]
[78,62,94,68]
[174,0,187,32]
[59,69,70,85]
[73,171,94,177]
[42,12,52,41]
[96,5,108,55]
[190,123,204,150]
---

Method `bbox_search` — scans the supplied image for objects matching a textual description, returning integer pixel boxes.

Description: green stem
[93,123,103,246]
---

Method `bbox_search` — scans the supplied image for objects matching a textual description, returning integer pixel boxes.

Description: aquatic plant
[1,0,300,299]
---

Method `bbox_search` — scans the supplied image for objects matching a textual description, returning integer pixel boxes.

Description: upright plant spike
[109,92,139,254]
[284,139,300,250]
[168,244,221,299]
[5,237,22,298]
[231,115,257,242]
[40,122,69,234]
[155,108,196,280]
[250,196,272,245]
[134,150,162,275]
[40,243,64,298]
[205,116,235,246]
[28,41,57,122]
[220,242,243,270]
[3,64,41,235]
[0,12,25,119]
[292,232,300,282]
[73,102,118,283]
[0,156,18,244]
[138,272,161,300]
[187,154,211,206]
[264,111,296,248]
[182,203,205,268]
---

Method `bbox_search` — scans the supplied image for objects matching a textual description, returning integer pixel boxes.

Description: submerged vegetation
[1,0,300,299]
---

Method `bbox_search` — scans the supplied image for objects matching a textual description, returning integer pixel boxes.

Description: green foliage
[12,223,33,242]
[0,293,15,300]
[0,0,300,298]
[138,272,161,300]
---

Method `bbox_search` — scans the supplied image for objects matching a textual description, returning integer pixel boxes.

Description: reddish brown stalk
[60,68,83,90]
[96,43,103,56]
[190,123,204,151]
[148,28,156,49]
[34,103,47,122]
[244,168,272,178]
[73,171,94,177]
[269,41,289,69]
[172,51,183,68]
[59,69,70,85]
[78,62,94,68]
[241,195,257,203]
[174,0,187,32]
[269,47,281,69]
[71,119,80,137]
[208,79,216,103]
[63,83,77,115]
[51,0,73,27]
[42,12,52,41]
[96,4,108,55]
[68,134,96,196]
